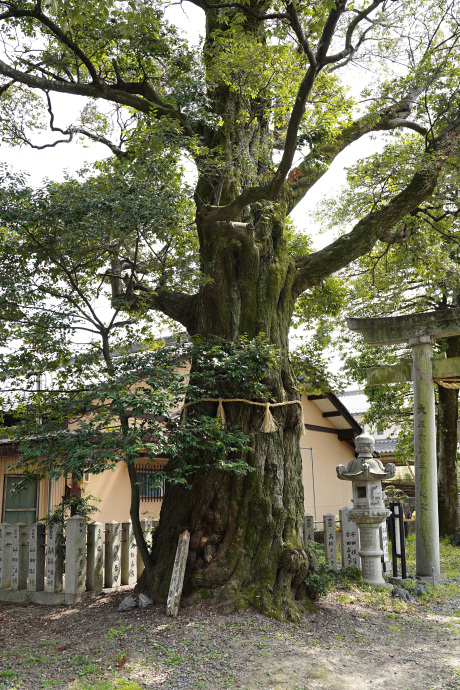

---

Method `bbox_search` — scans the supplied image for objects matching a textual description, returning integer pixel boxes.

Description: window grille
[135,463,165,500]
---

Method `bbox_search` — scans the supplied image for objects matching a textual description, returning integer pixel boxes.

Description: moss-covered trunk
[437,336,460,536]
[137,201,313,619]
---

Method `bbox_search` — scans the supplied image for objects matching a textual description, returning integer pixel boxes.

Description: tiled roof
[337,390,368,415]
[374,438,397,454]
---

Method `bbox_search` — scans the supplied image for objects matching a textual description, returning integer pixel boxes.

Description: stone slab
[28,523,46,592]
[347,307,460,345]
[323,514,337,570]
[0,523,12,589]
[121,520,137,585]
[303,514,314,549]
[339,508,360,568]
[87,522,104,591]
[65,516,87,595]
[11,523,28,590]
[46,525,64,593]
[105,521,121,588]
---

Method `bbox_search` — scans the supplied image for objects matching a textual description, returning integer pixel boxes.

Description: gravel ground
[0,583,459,690]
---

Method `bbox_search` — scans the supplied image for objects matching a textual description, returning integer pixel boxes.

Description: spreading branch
[293,124,460,296]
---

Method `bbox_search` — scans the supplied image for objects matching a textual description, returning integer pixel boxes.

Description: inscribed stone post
[28,523,46,592]
[303,514,314,549]
[137,519,153,580]
[166,530,190,617]
[0,523,12,589]
[65,516,87,596]
[105,521,121,588]
[339,507,360,568]
[121,520,137,585]
[323,514,337,570]
[10,523,28,590]
[380,521,391,574]
[87,522,104,591]
[46,524,64,593]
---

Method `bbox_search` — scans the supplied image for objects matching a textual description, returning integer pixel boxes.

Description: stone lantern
[336,432,396,585]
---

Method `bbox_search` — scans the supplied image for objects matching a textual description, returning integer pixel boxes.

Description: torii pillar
[347,308,460,579]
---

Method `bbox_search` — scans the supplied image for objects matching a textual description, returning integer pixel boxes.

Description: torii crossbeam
[347,307,460,579]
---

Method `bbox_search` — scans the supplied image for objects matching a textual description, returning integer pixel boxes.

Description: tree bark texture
[138,194,313,618]
[437,336,460,536]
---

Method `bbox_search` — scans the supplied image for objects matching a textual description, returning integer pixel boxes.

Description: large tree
[1,0,460,617]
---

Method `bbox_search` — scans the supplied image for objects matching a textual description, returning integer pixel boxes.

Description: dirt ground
[0,583,459,690]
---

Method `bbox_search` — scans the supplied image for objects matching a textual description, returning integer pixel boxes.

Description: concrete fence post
[121,520,137,585]
[104,521,121,588]
[0,523,12,589]
[46,524,64,593]
[11,523,28,590]
[303,514,314,549]
[28,523,46,592]
[137,519,153,580]
[339,507,360,569]
[323,513,337,570]
[65,516,87,596]
[87,522,104,591]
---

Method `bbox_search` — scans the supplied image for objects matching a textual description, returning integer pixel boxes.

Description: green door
[3,476,37,525]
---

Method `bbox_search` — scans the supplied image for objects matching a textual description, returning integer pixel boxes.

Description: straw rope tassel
[181,405,187,425]
[300,401,305,429]
[261,402,277,433]
[216,398,226,425]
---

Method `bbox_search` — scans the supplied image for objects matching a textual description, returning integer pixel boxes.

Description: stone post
[323,514,337,569]
[380,521,391,574]
[137,519,152,580]
[105,521,121,588]
[10,523,28,590]
[46,524,64,593]
[28,523,46,592]
[87,522,104,591]
[0,523,12,589]
[65,516,87,596]
[339,507,360,568]
[121,520,137,585]
[303,514,314,549]
[410,335,440,578]
[166,530,190,617]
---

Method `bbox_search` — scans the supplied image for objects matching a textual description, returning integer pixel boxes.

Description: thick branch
[0,60,194,135]
[293,127,459,296]
[127,286,198,333]
[286,88,427,214]
[323,0,385,65]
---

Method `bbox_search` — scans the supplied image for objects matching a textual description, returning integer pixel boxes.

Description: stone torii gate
[347,308,460,579]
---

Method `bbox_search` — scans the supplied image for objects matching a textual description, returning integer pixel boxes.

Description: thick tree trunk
[137,202,314,619]
[437,336,460,536]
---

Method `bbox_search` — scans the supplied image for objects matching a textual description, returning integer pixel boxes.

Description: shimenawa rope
[181,397,304,433]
